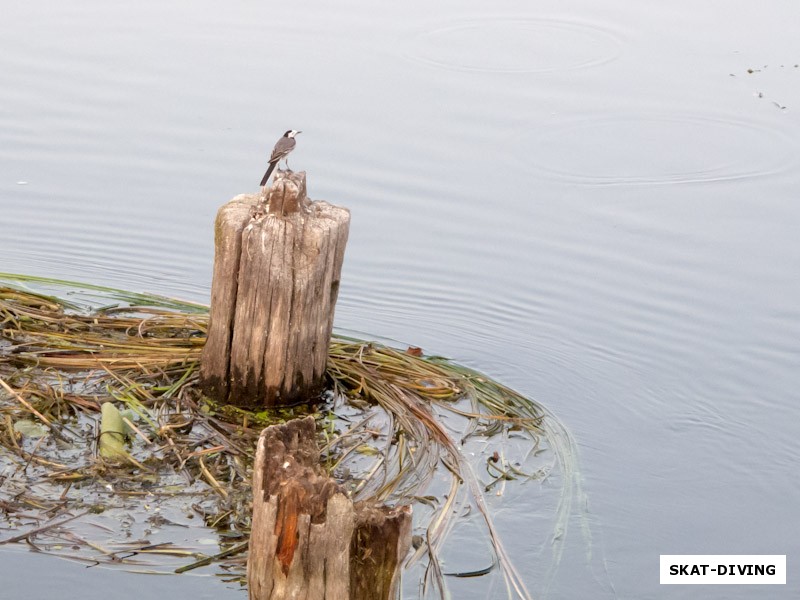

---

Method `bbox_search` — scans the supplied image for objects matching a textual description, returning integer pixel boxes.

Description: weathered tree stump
[248,417,412,600]
[200,172,350,407]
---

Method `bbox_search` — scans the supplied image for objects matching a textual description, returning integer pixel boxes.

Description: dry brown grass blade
[0,376,53,427]
[0,510,90,545]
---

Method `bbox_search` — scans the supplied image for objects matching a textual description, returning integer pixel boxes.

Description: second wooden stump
[248,416,412,600]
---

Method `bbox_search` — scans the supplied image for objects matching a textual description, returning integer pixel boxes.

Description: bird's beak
[297,131,302,135]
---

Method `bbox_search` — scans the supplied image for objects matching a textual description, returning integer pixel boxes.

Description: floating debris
[0,274,577,598]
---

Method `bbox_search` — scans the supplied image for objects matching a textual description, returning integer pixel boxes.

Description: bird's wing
[268,137,296,163]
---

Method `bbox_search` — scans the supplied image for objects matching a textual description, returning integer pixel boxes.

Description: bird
[260,130,301,186]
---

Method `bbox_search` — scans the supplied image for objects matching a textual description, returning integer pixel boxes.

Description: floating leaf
[13,419,49,438]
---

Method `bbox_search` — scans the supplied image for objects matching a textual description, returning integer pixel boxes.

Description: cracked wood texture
[248,417,412,600]
[200,172,350,407]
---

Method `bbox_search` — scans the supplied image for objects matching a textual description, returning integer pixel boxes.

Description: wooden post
[248,417,412,600]
[200,172,350,407]
[350,504,413,600]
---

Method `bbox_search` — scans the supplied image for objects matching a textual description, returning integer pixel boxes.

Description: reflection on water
[2,0,800,598]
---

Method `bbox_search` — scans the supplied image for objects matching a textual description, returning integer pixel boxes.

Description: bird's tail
[260,162,277,186]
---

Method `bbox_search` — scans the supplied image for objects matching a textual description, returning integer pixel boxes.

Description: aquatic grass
[0,272,208,313]
[0,274,581,598]
[327,341,547,598]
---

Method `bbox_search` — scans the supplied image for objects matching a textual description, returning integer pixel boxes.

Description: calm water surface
[2,1,799,598]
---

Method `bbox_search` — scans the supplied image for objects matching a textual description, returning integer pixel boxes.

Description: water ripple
[401,17,623,73]
[517,111,798,185]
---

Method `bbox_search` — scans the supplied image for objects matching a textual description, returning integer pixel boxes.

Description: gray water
[2,0,800,598]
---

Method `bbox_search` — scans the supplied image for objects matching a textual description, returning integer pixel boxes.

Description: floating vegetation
[0,273,582,598]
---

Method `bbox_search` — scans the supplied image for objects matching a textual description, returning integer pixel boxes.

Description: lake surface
[2,0,800,598]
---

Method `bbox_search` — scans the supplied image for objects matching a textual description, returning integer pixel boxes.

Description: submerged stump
[248,416,411,600]
[200,171,350,407]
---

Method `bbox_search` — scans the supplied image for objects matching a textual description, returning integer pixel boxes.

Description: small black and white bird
[260,129,301,186]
